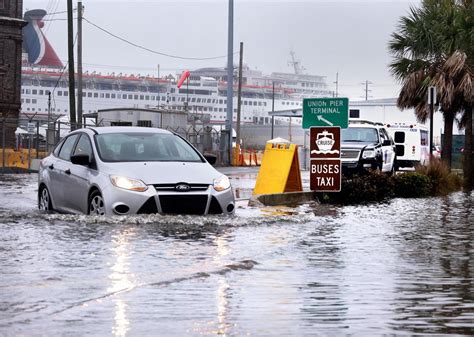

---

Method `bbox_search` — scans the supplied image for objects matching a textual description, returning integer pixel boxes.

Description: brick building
[0,0,25,148]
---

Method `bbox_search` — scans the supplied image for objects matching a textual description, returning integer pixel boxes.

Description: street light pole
[226,0,234,165]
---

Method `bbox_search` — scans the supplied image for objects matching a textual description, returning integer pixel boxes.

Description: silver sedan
[38,127,235,215]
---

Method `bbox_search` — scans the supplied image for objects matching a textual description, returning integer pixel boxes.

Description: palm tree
[389,0,473,175]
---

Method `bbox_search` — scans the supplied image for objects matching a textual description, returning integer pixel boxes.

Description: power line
[82,17,236,61]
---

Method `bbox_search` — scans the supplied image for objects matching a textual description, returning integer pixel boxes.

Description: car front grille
[159,195,208,215]
[341,149,360,159]
[153,183,210,192]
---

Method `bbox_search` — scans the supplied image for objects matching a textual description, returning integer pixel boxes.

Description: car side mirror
[382,140,392,146]
[203,153,217,165]
[71,154,91,166]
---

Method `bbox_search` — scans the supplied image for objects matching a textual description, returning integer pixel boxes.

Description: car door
[379,128,395,172]
[54,134,80,212]
[63,133,95,214]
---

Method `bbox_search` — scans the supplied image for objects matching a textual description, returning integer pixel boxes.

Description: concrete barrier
[249,191,318,207]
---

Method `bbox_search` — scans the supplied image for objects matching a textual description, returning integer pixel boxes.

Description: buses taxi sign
[303,98,349,129]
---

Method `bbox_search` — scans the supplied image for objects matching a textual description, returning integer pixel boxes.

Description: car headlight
[362,148,375,159]
[213,175,231,192]
[110,175,148,192]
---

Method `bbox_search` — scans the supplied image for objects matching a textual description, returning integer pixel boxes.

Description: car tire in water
[38,185,53,213]
[89,190,106,216]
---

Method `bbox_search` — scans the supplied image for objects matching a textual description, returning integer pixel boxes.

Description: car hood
[99,161,221,184]
[341,142,377,150]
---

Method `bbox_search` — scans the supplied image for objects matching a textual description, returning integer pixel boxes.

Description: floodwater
[0,171,473,336]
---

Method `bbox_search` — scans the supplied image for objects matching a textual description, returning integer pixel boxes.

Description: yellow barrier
[0,148,48,170]
[253,142,302,195]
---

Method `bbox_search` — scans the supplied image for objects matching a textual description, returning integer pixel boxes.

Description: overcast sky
[24,0,421,100]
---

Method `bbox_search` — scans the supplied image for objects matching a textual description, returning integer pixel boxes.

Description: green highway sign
[303,97,349,129]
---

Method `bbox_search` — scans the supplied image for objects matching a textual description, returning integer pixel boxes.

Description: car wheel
[89,190,105,216]
[39,186,53,213]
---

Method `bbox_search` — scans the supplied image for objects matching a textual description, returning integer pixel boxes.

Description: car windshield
[342,127,379,142]
[95,132,203,162]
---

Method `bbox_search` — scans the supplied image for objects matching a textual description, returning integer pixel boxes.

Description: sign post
[428,86,436,159]
[303,98,349,129]
[304,97,349,192]
[310,127,341,192]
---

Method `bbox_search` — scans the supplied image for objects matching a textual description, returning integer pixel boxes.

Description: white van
[385,123,429,168]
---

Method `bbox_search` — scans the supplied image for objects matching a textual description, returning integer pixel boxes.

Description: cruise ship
[20,9,332,126]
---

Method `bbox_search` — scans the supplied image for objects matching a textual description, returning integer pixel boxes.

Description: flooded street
[0,171,473,336]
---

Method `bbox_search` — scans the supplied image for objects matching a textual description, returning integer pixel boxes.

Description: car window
[53,139,65,157]
[73,134,93,158]
[379,129,390,144]
[342,127,378,142]
[58,134,79,161]
[95,132,203,162]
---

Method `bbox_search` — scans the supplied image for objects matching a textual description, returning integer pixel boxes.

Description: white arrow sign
[317,115,334,126]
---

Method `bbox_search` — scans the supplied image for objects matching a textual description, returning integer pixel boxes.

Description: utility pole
[362,80,372,101]
[226,0,234,165]
[77,1,83,128]
[157,64,160,79]
[236,42,243,166]
[334,72,339,97]
[67,0,76,130]
[271,81,275,139]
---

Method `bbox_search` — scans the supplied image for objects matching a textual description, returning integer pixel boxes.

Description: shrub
[319,170,394,204]
[392,172,431,198]
[415,159,463,195]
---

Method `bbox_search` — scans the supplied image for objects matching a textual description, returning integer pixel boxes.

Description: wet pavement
[0,170,473,336]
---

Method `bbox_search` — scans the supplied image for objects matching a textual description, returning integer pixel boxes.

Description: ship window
[137,120,152,127]
[197,98,201,103]
[94,93,98,98]
[100,93,104,98]
[111,94,116,99]
[21,99,24,103]
[224,108,226,112]
[64,91,69,96]
[140,95,144,100]
[38,108,41,111]
[258,102,262,106]
[32,90,37,95]
[32,108,35,111]
[134,95,138,100]
[106,93,110,98]
[204,107,207,111]
[26,89,31,94]
[243,101,247,105]
[191,98,196,102]
[219,108,222,112]
[128,94,133,99]
[145,95,149,100]
[39,90,44,95]
[207,99,212,103]
[21,89,24,94]
[32,99,37,104]
[172,97,175,101]
[58,91,62,96]
[27,108,30,111]
[122,94,127,99]
[26,99,30,103]
[264,102,267,106]
[214,108,218,112]
[219,100,223,104]
[253,101,257,106]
